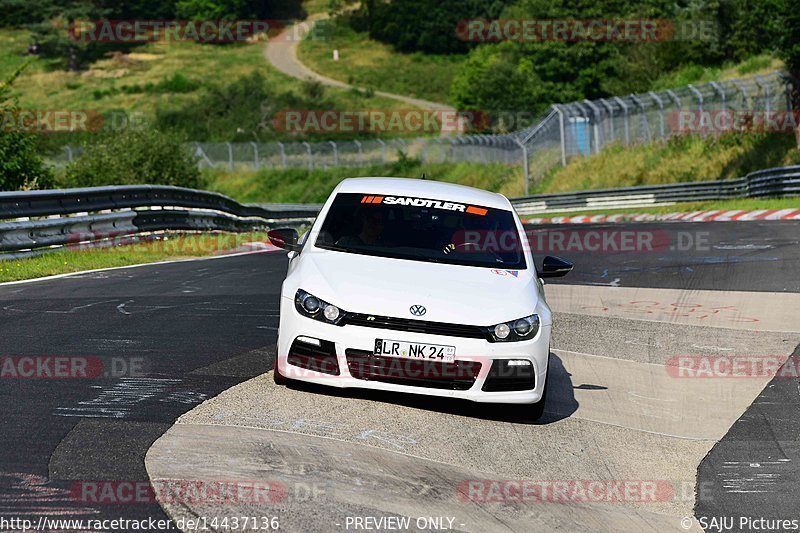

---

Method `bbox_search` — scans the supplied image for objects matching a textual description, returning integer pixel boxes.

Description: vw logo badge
[410,305,426,317]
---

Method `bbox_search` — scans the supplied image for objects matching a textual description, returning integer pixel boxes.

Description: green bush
[65,129,203,189]
[352,0,513,54]
[0,63,53,191]
[152,73,201,93]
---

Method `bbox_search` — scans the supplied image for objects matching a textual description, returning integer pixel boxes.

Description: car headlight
[486,314,540,342]
[295,289,347,326]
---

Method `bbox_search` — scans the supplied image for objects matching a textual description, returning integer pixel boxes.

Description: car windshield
[314,192,526,269]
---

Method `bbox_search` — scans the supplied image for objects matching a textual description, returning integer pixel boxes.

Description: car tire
[273,354,288,385]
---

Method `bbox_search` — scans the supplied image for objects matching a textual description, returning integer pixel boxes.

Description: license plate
[374,339,456,363]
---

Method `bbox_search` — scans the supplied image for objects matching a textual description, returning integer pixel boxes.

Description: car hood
[286,249,540,326]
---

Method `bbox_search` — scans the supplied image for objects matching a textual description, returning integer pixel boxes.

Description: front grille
[287,338,340,375]
[345,349,481,391]
[482,360,536,392]
[344,313,488,340]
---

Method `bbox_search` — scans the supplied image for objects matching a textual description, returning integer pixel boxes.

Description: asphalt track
[533,220,800,292]
[0,221,798,532]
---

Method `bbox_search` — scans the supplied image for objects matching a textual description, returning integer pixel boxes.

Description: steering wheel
[443,242,504,262]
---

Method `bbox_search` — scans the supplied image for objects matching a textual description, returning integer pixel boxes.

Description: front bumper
[276,296,551,404]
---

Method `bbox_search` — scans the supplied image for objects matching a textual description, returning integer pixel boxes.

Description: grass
[0,232,269,283]
[298,19,464,106]
[650,54,783,91]
[533,132,800,195]
[205,160,525,203]
[0,28,412,134]
[530,198,800,219]
[303,0,330,15]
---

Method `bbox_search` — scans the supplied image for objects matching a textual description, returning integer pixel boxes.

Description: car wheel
[273,354,288,385]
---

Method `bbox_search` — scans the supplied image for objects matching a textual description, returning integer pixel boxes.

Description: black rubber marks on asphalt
[695,343,800,523]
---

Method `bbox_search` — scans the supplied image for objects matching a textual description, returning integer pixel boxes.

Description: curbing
[524,208,800,225]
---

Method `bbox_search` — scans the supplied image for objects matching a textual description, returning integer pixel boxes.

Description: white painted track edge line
[0,249,282,287]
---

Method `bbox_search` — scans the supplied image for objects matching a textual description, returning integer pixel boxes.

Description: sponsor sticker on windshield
[360,195,488,215]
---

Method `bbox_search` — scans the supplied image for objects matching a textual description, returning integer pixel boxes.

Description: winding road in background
[0,221,798,531]
[265,14,456,112]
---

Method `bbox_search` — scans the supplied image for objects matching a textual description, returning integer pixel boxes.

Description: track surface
[535,220,800,292]
[0,221,798,531]
[0,253,286,526]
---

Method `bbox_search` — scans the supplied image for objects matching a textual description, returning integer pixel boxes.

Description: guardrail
[510,165,800,215]
[0,185,319,220]
[2,165,798,255]
[0,186,319,256]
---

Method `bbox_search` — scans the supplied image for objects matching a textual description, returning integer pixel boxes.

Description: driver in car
[336,209,386,247]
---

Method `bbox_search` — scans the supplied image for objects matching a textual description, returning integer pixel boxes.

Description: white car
[268,177,572,420]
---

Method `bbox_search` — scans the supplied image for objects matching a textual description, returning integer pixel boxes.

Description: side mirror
[268,228,302,253]
[539,256,573,278]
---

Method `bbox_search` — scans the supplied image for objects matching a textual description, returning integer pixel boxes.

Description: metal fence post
[65,146,74,164]
[251,142,260,170]
[277,142,286,168]
[599,99,615,143]
[688,84,703,113]
[378,139,386,162]
[613,97,630,145]
[513,138,529,195]
[583,99,602,152]
[754,75,770,114]
[303,142,313,171]
[710,81,726,112]
[730,79,748,108]
[353,140,363,164]
[193,143,212,171]
[783,74,793,113]
[554,105,567,166]
[226,142,234,171]
[666,90,681,109]
[630,94,650,143]
[648,91,665,140]
[329,141,338,166]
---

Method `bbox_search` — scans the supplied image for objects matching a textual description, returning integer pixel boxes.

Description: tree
[0,64,53,191]
[777,0,800,150]
[175,0,304,20]
[352,0,513,55]
[24,1,114,71]
[65,129,202,188]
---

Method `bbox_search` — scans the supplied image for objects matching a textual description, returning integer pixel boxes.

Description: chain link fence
[47,71,792,194]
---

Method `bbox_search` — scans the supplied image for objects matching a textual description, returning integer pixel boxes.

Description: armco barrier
[1,164,798,254]
[0,186,318,255]
[0,185,319,220]
[511,165,800,215]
